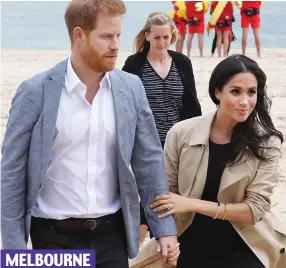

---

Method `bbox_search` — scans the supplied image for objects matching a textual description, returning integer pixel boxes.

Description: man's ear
[73,26,86,45]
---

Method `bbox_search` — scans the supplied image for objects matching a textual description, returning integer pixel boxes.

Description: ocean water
[1,1,286,50]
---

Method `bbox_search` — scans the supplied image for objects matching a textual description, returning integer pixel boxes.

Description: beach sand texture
[1,49,286,250]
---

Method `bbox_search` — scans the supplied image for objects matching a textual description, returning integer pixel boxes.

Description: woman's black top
[177,140,263,268]
[140,59,184,142]
[122,49,202,125]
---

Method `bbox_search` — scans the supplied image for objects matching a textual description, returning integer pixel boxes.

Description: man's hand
[166,243,180,266]
[157,235,179,266]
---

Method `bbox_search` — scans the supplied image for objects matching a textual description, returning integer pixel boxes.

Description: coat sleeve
[122,56,133,74]
[181,57,202,120]
[164,126,179,194]
[1,81,40,249]
[131,77,177,239]
[244,136,282,224]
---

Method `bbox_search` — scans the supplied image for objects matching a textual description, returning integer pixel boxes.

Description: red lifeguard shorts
[175,20,187,34]
[188,23,205,34]
[214,18,232,32]
[241,13,260,28]
[215,25,232,32]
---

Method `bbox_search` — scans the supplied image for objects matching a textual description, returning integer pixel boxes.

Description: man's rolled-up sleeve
[131,78,177,239]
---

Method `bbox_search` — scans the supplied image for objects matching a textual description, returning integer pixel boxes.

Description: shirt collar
[100,72,111,90]
[65,57,82,93]
[65,57,111,93]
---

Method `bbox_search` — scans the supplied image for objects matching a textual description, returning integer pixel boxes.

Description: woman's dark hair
[209,54,283,164]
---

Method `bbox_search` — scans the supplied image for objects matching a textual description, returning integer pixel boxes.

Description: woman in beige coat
[130,55,286,268]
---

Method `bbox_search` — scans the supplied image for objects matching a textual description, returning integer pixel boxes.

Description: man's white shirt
[32,58,121,219]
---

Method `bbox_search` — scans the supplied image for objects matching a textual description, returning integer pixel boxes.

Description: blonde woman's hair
[134,12,178,53]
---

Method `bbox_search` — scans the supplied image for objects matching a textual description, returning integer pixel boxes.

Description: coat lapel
[185,112,215,198]
[41,59,67,178]
[189,110,254,200]
[109,70,132,162]
[188,144,209,199]
[218,154,254,201]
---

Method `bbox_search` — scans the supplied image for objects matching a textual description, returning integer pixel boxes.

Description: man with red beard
[0,0,179,267]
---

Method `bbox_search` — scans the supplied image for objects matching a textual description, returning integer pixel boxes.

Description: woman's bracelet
[223,204,228,220]
[213,202,221,219]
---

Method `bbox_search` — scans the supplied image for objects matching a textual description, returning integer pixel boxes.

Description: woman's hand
[151,193,194,218]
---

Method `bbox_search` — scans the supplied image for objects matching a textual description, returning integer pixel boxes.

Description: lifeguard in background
[207,1,239,57]
[185,1,208,57]
[241,1,262,57]
[170,1,188,53]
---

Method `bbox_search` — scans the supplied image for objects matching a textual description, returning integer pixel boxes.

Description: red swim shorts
[175,20,187,34]
[241,13,260,28]
[215,25,232,32]
[215,18,232,32]
[188,23,204,34]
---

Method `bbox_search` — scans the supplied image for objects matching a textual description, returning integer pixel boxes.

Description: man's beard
[80,41,117,73]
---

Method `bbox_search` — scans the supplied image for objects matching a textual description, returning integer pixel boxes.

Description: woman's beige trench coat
[129,111,286,268]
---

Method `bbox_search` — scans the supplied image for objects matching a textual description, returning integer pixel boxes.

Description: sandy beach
[1,48,286,249]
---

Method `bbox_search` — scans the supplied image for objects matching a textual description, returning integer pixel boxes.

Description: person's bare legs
[198,33,204,57]
[216,30,223,57]
[222,30,230,57]
[187,33,194,57]
[253,28,261,57]
[176,33,186,53]
[242,27,249,55]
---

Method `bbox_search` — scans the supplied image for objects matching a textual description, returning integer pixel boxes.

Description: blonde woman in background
[122,11,201,247]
